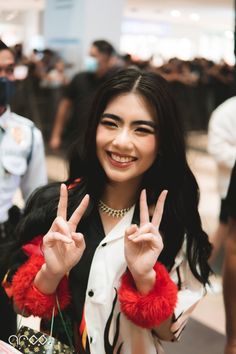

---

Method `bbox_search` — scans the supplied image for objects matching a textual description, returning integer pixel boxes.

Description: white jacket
[0,107,47,222]
[208,96,236,197]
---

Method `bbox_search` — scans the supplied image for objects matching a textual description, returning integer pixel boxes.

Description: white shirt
[0,107,47,222]
[84,207,205,354]
[208,96,236,197]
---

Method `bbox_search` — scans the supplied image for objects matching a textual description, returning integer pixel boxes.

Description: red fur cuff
[12,254,71,320]
[118,262,178,328]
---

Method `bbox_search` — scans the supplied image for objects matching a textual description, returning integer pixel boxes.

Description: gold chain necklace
[98,200,131,218]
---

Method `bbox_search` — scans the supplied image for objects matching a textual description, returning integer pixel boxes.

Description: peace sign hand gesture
[124,189,167,292]
[42,184,89,278]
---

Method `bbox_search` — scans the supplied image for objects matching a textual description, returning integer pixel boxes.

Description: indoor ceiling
[0,0,234,32]
[0,0,232,8]
[124,0,234,32]
[0,0,45,10]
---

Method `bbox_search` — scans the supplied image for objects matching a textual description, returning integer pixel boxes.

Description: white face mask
[84,56,98,72]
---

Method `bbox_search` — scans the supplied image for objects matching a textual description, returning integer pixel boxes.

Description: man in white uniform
[208,96,236,263]
[0,40,47,342]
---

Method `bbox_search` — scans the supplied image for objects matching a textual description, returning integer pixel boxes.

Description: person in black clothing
[49,39,120,151]
[223,161,236,354]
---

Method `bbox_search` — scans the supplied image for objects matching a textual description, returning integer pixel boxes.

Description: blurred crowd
[2,40,236,354]
[9,42,236,148]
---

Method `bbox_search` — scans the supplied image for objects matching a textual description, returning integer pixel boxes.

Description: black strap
[26,125,34,165]
[56,295,75,350]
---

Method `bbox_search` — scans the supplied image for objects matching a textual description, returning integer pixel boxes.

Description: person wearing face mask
[0,40,47,342]
[49,39,122,151]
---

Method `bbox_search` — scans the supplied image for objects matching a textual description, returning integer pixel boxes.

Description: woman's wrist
[131,269,156,294]
[42,263,66,279]
[118,262,177,328]
[34,264,65,295]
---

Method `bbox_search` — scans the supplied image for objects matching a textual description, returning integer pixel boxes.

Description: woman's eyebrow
[101,113,156,128]
[101,113,122,122]
[132,120,156,128]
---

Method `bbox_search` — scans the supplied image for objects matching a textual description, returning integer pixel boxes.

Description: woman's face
[96,93,158,185]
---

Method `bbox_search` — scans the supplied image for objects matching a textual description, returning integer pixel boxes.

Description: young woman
[4,68,212,354]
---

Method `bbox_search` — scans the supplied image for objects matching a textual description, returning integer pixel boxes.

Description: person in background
[42,59,69,89]
[207,97,236,264]
[3,68,212,353]
[49,39,121,151]
[12,43,28,66]
[223,160,236,354]
[0,40,47,342]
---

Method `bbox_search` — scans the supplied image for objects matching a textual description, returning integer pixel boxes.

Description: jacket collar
[0,106,11,130]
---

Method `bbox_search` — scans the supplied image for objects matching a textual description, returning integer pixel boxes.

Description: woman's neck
[101,179,141,210]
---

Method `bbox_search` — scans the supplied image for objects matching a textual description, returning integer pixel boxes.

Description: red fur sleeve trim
[22,235,43,257]
[118,262,178,328]
[12,254,71,320]
[67,178,81,190]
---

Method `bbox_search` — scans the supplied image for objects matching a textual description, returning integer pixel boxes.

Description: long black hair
[68,68,212,283]
[5,68,211,285]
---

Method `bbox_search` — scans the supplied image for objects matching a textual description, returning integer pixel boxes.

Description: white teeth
[110,153,134,163]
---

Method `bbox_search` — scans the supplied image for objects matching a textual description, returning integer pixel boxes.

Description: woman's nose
[112,129,133,149]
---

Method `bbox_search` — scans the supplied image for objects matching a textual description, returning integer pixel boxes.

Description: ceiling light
[6,11,18,21]
[171,10,181,18]
[190,13,200,22]
[224,30,233,39]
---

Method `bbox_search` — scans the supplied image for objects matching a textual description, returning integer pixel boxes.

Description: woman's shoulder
[25,178,87,215]
[24,182,61,213]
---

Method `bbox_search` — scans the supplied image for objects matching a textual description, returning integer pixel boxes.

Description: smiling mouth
[107,152,137,164]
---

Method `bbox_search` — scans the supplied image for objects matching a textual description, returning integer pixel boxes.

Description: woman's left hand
[124,189,167,284]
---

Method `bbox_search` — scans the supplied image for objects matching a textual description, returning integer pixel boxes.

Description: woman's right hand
[42,183,89,278]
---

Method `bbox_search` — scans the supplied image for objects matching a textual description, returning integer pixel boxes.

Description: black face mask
[0,77,15,107]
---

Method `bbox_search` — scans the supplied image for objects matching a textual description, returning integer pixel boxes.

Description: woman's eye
[100,120,118,128]
[135,127,154,134]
